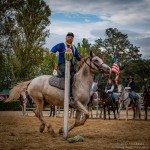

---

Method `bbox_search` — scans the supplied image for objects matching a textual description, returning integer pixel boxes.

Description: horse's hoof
[39,124,45,133]
[59,127,63,135]
[48,128,56,137]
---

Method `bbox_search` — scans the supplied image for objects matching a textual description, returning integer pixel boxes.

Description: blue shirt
[50,43,80,65]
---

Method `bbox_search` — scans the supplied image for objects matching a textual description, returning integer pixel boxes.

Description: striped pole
[63,49,72,139]
[63,60,70,139]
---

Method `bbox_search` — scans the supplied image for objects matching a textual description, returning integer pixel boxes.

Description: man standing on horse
[49,32,81,107]
[125,76,139,102]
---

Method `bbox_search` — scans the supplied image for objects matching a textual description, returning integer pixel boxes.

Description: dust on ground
[0,111,150,150]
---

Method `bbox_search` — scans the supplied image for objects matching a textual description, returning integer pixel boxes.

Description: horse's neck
[122,89,129,100]
[74,61,94,91]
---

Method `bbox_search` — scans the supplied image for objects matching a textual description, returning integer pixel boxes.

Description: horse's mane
[5,80,31,102]
[77,56,89,71]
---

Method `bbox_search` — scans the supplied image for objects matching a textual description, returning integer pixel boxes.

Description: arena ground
[0,111,150,150]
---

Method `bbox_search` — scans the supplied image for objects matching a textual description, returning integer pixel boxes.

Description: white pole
[63,60,70,139]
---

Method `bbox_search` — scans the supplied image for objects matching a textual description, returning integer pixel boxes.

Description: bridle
[120,89,130,103]
[84,56,104,72]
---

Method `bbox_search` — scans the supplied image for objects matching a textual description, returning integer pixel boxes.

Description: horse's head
[118,84,123,93]
[118,85,131,103]
[88,51,111,75]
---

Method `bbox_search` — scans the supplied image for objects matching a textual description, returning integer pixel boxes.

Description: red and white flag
[102,57,105,63]
[53,64,58,75]
[111,55,120,85]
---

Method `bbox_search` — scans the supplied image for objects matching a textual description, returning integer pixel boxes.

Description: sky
[45,0,150,59]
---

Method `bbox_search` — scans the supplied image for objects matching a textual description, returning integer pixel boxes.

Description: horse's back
[27,75,64,106]
[28,75,52,96]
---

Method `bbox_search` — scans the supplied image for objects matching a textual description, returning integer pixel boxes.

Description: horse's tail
[5,80,31,103]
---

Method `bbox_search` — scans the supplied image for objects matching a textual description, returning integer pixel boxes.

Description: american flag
[111,55,120,85]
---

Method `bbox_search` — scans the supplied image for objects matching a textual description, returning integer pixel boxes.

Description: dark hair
[66,32,74,37]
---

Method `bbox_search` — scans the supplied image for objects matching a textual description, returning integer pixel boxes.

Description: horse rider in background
[105,78,116,102]
[125,76,139,103]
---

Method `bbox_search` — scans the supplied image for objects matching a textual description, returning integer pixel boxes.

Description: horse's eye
[94,60,99,64]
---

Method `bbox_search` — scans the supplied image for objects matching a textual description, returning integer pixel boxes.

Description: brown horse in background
[143,89,150,120]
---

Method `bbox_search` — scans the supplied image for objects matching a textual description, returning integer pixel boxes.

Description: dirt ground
[0,111,150,150]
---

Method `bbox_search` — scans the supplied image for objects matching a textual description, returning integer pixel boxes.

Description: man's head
[108,78,112,84]
[66,32,74,44]
[127,76,134,82]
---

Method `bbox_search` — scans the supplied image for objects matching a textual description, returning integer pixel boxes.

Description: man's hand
[48,51,55,56]
[106,90,110,93]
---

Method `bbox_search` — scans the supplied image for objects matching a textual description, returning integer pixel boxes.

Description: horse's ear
[96,51,100,56]
[89,51,93,58]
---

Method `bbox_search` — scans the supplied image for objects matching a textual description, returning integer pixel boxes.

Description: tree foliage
[0,0,51,89]
[8,0,51,81]
[102,28,142,67]
[77,28,149,91]
[0,0,24,89]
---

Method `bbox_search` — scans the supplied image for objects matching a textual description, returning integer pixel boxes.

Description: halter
[84,56,104,72]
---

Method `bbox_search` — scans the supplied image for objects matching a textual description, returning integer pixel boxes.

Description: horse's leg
[69,108,72,118]
[125,105,128,121]
[52,105,55,117]
[99,105,102,119]
[113,107,116,119]
[135,104,139,120]
[138,103,141,119]
[59,104,88,134]
[49,106,52,117]
[132,106,135,120]
[116,101,119,117]
[118,102,122,120]
[112,102,116,119]
[90,106,93,118]
[20,104,24,116]
[68,101,89,130]
[96,105,99,118]
[108,108,110,120]
[33,100,55,135]
[145,106,147,120]
[104,106,106,120]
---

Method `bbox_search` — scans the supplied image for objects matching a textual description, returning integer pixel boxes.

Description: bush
[0,100,21,111]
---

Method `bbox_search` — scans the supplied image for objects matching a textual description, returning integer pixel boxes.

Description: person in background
[105,78,116,101]
[125,76,139,101]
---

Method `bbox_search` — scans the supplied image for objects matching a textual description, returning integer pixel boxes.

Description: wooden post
[63,60,70,139]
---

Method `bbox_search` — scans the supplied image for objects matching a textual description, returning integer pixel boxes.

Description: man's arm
[107,85,114,92]
[48,51,56,56]
[49,43,62,55]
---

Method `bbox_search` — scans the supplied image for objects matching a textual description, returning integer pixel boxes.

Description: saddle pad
[49,76,65,90]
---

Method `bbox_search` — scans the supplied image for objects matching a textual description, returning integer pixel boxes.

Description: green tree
[77,38,91,56]
[101,28,142,66]
[40,52,58,75]
[9,0,51,81]
[0,0,24,89]
[123,59,150,91]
